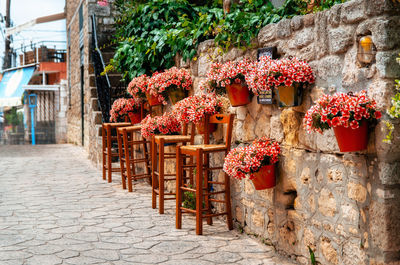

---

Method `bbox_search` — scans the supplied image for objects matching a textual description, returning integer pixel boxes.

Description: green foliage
[5,107,23,127]
[182,190,197,210]
[384,53,400,144]
[109,0,345,80]
[308,246,317,265]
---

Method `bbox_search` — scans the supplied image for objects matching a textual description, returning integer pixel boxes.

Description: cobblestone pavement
[0,144,296,265]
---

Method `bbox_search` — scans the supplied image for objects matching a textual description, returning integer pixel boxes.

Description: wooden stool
[176,114,234,235]
[102,122,131,182]
[152,125,195,214]
[117,125,151,192]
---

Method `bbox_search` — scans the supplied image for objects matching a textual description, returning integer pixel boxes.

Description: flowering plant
[223,137,281,180]
[201,58,252,94]
[127,74,148,100]
[304,90,382,134]
[97,0,108,7]
[140,112,182,139]
[246,56,315,94]
[147,67,192,105]
[110,97,141,122]
[172,94,223,124]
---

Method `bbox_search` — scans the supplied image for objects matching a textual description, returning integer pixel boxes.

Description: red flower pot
[226,83,251,107]
[195,118,217,134]
[251,164,276,190]
[128,112,142,125]
[146,93,162,106]
[333,121,369,152]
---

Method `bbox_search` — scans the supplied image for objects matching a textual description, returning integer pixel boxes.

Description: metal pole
[3,0,11,69]
[29,94,37,145]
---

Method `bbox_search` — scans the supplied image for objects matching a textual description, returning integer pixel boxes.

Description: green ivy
[384,53,400,144]
[109,0,346,80]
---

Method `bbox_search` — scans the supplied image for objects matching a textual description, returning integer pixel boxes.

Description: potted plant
[172,93,223,134]
[147,67,192,105]
[304,90,382,152]
[247,56,315,107]
[202,58,252,107]
[223,137,281,190]
[110,97,142,124]
[140,112,182,139]
[127,74,149,101]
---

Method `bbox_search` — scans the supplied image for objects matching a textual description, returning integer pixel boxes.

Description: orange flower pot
[226,83,251,107]
[276,83,303,107]
[128,112,142,125]
[168,87,187,105]
[146,93,162,106]
[251,164,276,190]
[333,121,368,152]
[195,118,217,134]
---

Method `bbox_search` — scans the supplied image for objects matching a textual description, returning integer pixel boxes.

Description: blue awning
[0,66,35,107]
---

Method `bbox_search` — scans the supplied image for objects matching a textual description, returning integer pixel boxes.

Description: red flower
[331,117,341,127]
[375,111,382,119]
[350,120,359,129]
[109,97,141,122]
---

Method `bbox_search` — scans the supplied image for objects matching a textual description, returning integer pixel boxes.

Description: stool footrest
[209,198,226,203]
[208,181,225,185]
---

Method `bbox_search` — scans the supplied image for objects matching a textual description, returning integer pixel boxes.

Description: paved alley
[0,145,295,265]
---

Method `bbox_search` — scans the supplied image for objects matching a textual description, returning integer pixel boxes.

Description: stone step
[101,51,115,64]
[90,87,97,99]
[89,74,122,88]
[90,98,99,111]
[92,111,103,125]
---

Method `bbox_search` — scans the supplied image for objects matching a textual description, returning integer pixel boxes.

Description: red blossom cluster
[148,67,193,105]
[127,74,148,100]
[223,137,281,180]
[246,56,315,94]
[201,58,252,94]
[140,112,182,139]
[304,90,382,134]
[110,97,141,122]
[172,94,223,124]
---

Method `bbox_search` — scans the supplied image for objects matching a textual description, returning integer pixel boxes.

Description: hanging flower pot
[226,83,251,107]
[277,83,303,107]
[128,112,142,125]
[333,121,368,152]
[195,118,217,134]
[146,93,162,106]
[168,87,187,105]
[251,164,276,190]
[110,97,142,122]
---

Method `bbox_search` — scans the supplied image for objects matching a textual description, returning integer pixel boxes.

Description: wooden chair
[152,124,195,214]
[176,114,234,235]
[116,103,153,191]
[102,122,131,183]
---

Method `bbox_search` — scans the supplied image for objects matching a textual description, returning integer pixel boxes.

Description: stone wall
[180,0,400,264]
[55,80,68,143]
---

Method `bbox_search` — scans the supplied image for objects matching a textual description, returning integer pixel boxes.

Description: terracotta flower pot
[251,164,276,190]
[146,93,162,106]
[333,120,368,152]
[168,87,187,105]
[225,83,251,107]
[277,83,303,107]
[195,118,217,134]
[128,112,142,125]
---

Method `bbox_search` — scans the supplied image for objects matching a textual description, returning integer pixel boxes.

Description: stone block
[276,19,292,39]
[254,113,270,139]
[289,27,314,49]
[318,188,337,217]
[377,162,400,185]
[243,114,256,142]
[342,241,366,265]
[313,12,329,59]
[329,26,355,54]
[347,182,367,203]
[198,39,215,53]
[270,114,284,143]
[316,129,340,153]
[316,55,344,87]
[247,96,262,119]
[197,54,213,77]
[372,17,400,51]
[320,237,339,265]
[341,203,359,223]
[364,0,400,16]
[258,23,277,45]
[222,48,245,63]
[236,107,247,121]
[303,13,315,27]
[251,209,265,228]
[93,5,111,16]
[327,4,342,27]
[376,50,400,79]
[280,109,301,146]
[290,16,303,31]
[341,0,365,24]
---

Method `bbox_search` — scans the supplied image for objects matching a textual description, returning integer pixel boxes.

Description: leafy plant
[384,53,400,143]
[308,246,317,265]
[5,107,23,127]
[183,188,197,210]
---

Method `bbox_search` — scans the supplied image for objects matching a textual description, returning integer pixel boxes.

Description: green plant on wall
[107,0,346,80]
[5,107,23,127]
[383,53,400,143]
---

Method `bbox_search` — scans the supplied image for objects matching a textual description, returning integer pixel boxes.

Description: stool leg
[142,136,151,184]
[158,139,165,214]
[151,137,157,209]
[196,149,203,235]
[107,126,112,183]
[225,170,233,230]
[176,146,182,229]
[117,131,126,189]
[204,152,213,226]
[123,131,133,192]
[102,126,106,181]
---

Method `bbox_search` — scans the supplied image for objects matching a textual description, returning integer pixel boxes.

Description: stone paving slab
[0,144,296,265]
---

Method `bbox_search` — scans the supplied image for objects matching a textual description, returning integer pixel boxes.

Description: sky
[0,0,66,68]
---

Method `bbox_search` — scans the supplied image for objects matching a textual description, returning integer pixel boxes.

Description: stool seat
[104,122,131,128]
[118,125,141,132]
[180,144,226,153]
[154,135,191,143]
